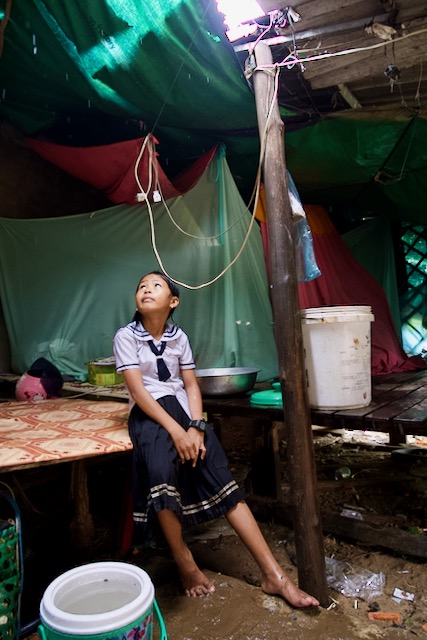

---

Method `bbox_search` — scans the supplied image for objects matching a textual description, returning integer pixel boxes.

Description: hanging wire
[415,60,423,104]
[156,178,252,241]
[131,7,427,291]
[254,27,427,71]
[131,65,281,290]
[247,13,274,55]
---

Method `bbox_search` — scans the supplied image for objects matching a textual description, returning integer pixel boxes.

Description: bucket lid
[301,305,374,322]
[40,562,154,635]
[302,305,372,315]
[250,388,283,407]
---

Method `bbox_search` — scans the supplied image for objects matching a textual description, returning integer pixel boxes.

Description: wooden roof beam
[233,13,391,52]
[338,83,362,108]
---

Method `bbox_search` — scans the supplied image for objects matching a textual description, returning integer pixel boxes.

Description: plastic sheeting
[0,151,278,381]
[0,0,256,170]
[286,116,427,227]
[26,135,218,205]
[342,217,402,338]
[2,3,427,223]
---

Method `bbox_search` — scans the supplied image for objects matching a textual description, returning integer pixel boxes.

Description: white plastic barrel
[38,562,167,640]
[301,305,375,410]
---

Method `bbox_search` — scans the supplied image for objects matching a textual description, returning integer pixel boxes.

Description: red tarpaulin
[261,204,425,376]
[27,135,217,205]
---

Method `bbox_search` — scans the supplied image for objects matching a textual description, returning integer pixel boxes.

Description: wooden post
[69,460,95,550]
[252,42,329,606]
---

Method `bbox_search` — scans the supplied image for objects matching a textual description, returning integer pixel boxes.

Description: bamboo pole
[252,42,329,606]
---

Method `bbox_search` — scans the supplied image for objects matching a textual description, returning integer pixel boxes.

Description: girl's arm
[181,368,207,462]
[123,368,199,465]
[181,368,203,420]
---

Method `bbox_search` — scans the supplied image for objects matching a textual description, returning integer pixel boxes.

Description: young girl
[113,270,319,607]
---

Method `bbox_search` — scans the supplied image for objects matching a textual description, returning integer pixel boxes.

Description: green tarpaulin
[2,1,427,223]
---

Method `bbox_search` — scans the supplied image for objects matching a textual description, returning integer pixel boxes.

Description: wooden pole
[252,42,329,606]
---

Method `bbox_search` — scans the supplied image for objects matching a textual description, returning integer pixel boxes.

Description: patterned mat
[0,397,131,470]
[62,380,129,399]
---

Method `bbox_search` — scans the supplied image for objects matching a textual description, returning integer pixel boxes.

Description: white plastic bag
[325,557,385,601]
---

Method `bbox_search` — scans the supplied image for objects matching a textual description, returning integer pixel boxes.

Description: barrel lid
[40,562,154,635]
[301,305,373,317]
[301,305,374,323]
[302,305,372,314]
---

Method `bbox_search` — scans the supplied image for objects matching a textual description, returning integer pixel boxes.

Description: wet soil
[9,419,427,640]
[146,424,427,640]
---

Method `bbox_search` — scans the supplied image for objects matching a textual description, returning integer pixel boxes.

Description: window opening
[400,224,427,357]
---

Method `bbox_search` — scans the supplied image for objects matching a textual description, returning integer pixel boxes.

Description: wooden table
[56,369,427,448]
[203,368,427,447]
[201,368,427,501]
[57,369,427,503]
[313,368,427,445]
[0,397,131,549]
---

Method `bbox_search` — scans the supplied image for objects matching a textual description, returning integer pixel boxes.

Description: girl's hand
[187,427,206,467]
[171,426,203,466]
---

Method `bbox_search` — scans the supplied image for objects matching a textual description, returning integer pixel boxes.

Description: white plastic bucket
[38,562,167,640]
[301,305,375,410]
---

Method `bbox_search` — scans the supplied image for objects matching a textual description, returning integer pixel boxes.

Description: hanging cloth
[148,340,171,381]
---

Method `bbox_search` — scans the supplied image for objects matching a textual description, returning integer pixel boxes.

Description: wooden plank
[373,369,427,385]
[302,26,427,89]
[321,512,427,559]
[203,370,427,442]
[247,496,427,559]
[309,386,405,429]
[392,396,427,426]
[366,387,427,423]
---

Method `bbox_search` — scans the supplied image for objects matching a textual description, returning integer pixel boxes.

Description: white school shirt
[113,321,195,414]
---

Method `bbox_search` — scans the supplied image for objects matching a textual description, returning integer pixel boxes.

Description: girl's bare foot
[174,546,215,597]
[261,571,319,608]
[180,565,215,597]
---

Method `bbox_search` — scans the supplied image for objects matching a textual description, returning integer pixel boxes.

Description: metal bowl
[195,367,259,396]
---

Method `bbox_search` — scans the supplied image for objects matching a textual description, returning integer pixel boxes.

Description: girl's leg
[156,509,215,597]
[225,501,319,608]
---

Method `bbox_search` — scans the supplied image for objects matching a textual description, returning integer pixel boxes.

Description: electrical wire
[415,60,423,103]
[140,166,261,291]
[133,135,153,200]
[157,184,250,241]
[247,13,274,54]
[266,27,427,70]
[131,64,281,291]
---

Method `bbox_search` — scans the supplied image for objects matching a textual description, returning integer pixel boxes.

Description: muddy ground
[9,418,427,640]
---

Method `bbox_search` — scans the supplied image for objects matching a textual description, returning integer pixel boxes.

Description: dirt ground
[12,418,427,640]
[136,424,427,640]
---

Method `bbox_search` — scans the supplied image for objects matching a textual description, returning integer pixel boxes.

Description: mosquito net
[0,150,278,381]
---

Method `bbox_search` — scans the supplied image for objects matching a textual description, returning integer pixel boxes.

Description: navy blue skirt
[128,395,245,542]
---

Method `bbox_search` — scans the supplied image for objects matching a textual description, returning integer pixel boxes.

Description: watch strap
[189,419,207,432]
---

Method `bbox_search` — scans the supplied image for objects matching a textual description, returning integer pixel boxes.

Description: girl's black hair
[133,270,180,322]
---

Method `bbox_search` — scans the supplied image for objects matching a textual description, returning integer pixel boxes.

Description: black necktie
[148,340,171,381]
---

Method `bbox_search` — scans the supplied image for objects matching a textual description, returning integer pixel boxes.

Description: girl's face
[135,273,179,318]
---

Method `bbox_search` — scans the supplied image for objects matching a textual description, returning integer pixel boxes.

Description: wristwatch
[189,419,207,432]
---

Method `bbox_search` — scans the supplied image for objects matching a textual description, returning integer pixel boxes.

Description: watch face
[190,419,206,431]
